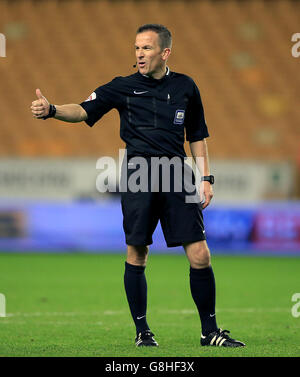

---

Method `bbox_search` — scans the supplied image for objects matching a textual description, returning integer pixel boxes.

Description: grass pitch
[0,252,299,357]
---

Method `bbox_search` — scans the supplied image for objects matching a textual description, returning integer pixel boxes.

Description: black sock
[189,265,218,336]
[124,261,150,335]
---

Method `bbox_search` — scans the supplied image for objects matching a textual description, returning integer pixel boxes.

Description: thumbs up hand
[31,89,50,119]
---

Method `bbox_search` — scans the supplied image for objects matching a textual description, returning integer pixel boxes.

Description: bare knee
[127,245,149,266]
[184,241,211,269]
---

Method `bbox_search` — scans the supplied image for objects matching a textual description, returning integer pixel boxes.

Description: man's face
[135,31,169,79]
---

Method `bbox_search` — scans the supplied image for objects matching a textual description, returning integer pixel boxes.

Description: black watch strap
[42,104,56,120]
[201,175,214,184]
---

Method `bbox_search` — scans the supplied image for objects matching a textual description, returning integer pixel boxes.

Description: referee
[31,24,245,348]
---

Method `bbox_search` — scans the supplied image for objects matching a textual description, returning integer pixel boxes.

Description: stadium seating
[0,0,299,160]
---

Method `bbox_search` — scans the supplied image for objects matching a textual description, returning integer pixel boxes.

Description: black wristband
[42,104,56,120]
[201,175,215,184]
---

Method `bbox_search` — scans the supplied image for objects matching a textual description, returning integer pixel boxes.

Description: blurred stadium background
[0,0,299,255]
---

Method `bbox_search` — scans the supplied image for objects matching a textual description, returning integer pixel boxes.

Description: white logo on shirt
[133,90,148,95]
[174,109,185,125]
[85,92,96,102]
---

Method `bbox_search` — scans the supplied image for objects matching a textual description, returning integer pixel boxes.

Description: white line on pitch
[3,307,289,318]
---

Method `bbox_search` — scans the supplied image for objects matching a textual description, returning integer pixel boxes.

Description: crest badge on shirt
[174,109,185,125]
[85,92,97,102]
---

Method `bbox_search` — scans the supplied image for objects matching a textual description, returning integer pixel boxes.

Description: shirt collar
[142,66,170,79]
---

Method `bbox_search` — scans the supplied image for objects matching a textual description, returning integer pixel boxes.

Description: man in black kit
[31,24,245,348]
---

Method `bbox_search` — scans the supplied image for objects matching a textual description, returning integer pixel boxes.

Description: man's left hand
[200,181,213,209]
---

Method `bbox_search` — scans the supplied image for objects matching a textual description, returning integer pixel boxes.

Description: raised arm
[31,88,87,123]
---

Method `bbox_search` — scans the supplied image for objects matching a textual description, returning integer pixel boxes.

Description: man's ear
[162,48,171,61]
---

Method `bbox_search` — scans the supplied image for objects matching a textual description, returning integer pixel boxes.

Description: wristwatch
[201,175,215,184]
[42,104,56,120]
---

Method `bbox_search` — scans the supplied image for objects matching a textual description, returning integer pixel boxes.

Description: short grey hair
[136,24,172,50]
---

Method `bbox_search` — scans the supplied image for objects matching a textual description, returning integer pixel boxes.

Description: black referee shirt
[80,68,209,158]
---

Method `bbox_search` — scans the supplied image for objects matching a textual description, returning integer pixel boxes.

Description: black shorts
[120,155,206,248]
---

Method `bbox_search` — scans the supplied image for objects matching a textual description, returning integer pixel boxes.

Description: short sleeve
[185,81,209,142]
[79,78,120,127]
